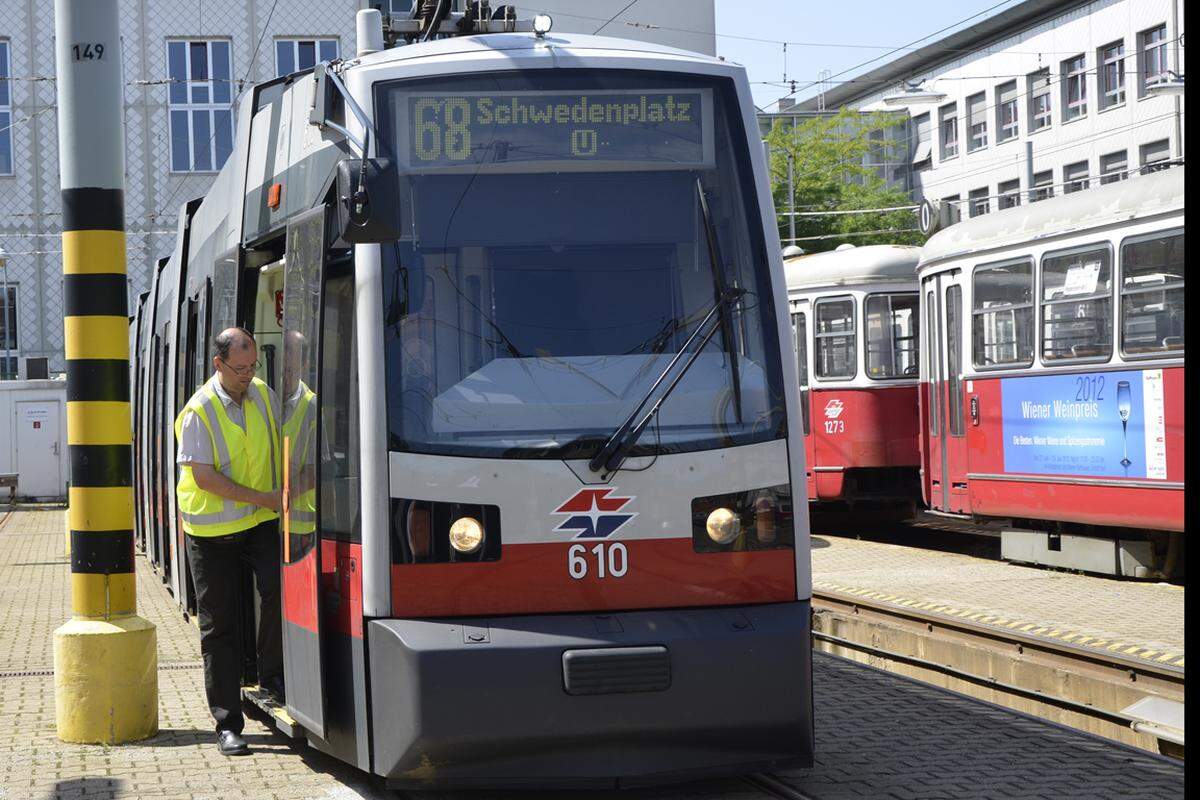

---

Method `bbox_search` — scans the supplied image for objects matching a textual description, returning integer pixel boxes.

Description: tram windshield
[375,70,786,459]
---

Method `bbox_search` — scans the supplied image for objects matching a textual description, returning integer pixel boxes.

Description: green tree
[766,108,925,253]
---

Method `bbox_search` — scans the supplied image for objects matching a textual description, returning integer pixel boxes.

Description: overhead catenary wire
[761,52,1183,160]
[779,205,919,217]
[786,227,921,243]
[763,0,1024,111]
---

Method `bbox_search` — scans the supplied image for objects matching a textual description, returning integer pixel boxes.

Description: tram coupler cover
[368,601,813,790]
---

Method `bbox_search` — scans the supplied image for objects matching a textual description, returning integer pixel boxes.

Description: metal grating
[562,646,670,696]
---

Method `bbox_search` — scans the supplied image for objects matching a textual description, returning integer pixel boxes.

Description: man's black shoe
[217,730,250,756]
[261,675,286,705]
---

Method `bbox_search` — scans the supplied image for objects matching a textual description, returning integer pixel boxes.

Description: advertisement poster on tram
[1000,369,1166,479]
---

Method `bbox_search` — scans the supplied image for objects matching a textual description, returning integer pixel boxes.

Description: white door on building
[15,401,63,498]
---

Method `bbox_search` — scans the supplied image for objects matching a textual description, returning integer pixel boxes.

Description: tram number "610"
[568,543,628,580]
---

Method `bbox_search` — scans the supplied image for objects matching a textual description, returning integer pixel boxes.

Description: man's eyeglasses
[220,358,261,378]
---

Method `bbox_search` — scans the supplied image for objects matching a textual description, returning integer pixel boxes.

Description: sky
[713,0,1024,111]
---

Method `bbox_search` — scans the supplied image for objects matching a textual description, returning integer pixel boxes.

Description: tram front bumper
[368,600,813,790]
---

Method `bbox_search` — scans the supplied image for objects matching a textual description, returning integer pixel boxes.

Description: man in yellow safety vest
[175,327,282,757]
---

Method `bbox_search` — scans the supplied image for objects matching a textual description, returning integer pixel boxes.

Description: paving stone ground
[809,530,1185,664]
[0,508,1185,800]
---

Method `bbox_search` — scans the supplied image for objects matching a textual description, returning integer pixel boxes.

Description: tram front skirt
[368,600,814,790]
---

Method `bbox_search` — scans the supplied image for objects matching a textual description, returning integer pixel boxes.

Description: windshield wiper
[696,178,744,424]
[587,288,745,475]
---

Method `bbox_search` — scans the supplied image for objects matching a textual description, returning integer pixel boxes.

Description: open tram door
[923,269,970,514]
[278,206,328,738]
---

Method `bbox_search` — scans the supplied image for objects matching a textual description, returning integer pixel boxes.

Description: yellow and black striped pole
[52,0,157,744]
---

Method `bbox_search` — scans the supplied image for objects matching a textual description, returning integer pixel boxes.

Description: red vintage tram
[917,166,1184,578]
[785,245,922,512]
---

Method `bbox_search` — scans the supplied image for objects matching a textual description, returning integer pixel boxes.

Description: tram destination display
[396,89,714,171]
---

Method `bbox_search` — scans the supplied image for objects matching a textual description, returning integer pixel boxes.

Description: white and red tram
[785,245,921,511]
[917,166,1184,578]
[131,10,814,789]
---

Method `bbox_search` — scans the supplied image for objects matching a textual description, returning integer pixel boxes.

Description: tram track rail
[811,588,1184,756]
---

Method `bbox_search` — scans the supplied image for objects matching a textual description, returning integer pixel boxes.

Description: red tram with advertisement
[785,245,922,512]
[917,165,1184,579]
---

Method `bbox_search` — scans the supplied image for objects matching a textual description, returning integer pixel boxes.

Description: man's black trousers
[185,520,283,734]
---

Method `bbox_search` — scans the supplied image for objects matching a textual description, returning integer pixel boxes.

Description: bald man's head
[212,327,258,397]
[214,327,256,361]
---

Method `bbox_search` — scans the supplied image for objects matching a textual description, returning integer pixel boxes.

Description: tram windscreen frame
[374,69,787,461]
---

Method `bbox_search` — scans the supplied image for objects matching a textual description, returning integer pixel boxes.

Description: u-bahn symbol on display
[553,488,637,539]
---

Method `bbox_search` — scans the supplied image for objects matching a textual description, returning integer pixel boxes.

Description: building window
[968,187,989,217]
[1098,40,1125,109]
[1028,68,1052,132]
[1121,230,1184,356]
[911,112,932,169]
[1139,139,1171,174]
[1062,54,1087,121]
[996,80,1019,143]
[997,179,1021,210]
[0,40,11,175]
[167,40,234,173]
[939,102,958,161]
[1041,245,1113,363]
[1139,25,1169,94]
[1100,150,1128,184]
[814,296,856,379]
[1031,170,1053,202]
[1063,161,1089,194]
[275,38,339,77]
[1,284,15,379]
[973,259,1034,368]
[1,283,16,351]
[864,293,919,380]
[966,92,987,152]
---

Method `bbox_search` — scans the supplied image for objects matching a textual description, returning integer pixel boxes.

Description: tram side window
[945,285,964,436]
[814,297,856,379]
[865,293,919,379]
[1121,231,1184,356]
[926,289,938,435]
[318,265,360,542]
[972,261,1034,367]
[791,311,810,434]
[1041,246,1113,362]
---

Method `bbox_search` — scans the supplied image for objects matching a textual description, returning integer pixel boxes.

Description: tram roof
[354,31,726,70]
[784,244,921,291]
[919,165,1185,270]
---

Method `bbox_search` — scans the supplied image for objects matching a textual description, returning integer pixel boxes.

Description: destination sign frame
[393,87,715,173]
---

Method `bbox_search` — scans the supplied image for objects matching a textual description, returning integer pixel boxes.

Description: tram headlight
[705,507,741,544]
[692,486,795,553]
[448,516,485,554]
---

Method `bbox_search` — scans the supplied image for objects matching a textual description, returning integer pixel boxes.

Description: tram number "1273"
[568,543,629,580]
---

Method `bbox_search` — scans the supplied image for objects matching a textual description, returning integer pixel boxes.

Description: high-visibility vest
[174,376,281,537]
[282,383,317,535]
